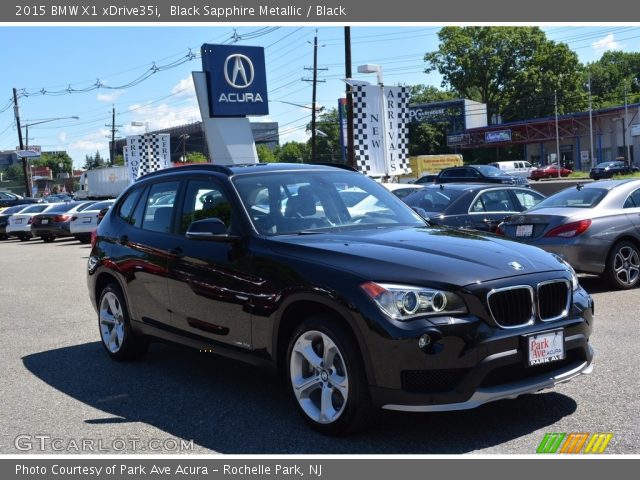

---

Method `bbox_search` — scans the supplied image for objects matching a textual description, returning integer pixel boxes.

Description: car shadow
[23,342,577,454]
[578,275,613,295]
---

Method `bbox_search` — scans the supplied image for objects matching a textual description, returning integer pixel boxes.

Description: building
[457,103,640,170]
[110,120,280,163]
[0,151,19,168]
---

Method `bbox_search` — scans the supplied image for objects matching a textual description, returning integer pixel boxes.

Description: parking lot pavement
[0,237,638,454]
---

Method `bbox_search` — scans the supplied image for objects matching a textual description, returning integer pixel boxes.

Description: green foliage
[587,50,640,108]
[277,141,309,163]
[185,151,209,163]
[33,151,73,176]
[425,27,586,122]
[408,86,458,156]
[256,144,277,163]
[1,164,25,181]
[83,150,106,170]
[306,108,341,162]
[113,154,125,166]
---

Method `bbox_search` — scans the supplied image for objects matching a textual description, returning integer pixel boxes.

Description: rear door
[623,188,640,234]
[467,189,519,231]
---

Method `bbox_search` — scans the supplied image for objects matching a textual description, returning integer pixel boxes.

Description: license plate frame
[525,328,565,367]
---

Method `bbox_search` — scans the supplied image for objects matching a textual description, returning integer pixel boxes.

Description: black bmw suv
[88,163,593,434]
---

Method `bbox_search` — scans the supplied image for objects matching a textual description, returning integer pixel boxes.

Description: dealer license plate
[15,218,22,224]
[42,219,49,224]
[526,329,565,367]
[516,224,533,237]
[82,217,92,223]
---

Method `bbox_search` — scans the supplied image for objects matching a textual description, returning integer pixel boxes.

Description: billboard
[485,130,512,143]
[201,44,269,117]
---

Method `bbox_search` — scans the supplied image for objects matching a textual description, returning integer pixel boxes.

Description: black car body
[31,201,95,242]
[87,163,593,434]
[0,191,41,209]
[403,184,545,232]
[0,204,30,239]
[436,165,529,186]
[589,161,638,180]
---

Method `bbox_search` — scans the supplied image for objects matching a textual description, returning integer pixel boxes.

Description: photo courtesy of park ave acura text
[0,11,639,462]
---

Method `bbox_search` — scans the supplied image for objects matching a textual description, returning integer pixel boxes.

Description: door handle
[118,235,129,245]
[169,247,184,258]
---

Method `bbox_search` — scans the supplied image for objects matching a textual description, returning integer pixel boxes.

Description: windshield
[476,165,508,177]
[47,201,84,213]
[596,162,615,168]
[1,205,28,215]
[21,204,49,214]
[530,187,607,209]
[233,170,425,235]
[403,187,466,212]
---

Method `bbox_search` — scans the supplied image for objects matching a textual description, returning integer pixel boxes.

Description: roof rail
[137,163,234,180]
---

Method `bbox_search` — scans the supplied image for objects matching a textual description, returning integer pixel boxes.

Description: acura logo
[224,54,254,89]
[509,261,525,271]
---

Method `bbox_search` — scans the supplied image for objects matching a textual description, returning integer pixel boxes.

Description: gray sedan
[497,179,640,289]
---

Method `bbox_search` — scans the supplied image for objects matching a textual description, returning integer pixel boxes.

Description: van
[490,161,533,179]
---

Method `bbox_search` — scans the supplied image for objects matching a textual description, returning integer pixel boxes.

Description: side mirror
[186,218,240,242]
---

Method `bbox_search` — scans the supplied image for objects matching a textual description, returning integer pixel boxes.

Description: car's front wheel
[98,283,148,361]
[605,241,640,290]
[287,315,373,435]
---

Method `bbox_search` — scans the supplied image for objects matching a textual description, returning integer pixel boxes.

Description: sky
[0,25,639,168]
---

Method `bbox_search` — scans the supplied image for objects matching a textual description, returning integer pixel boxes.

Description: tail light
[27,217,34,225]
[90,229,98,249]
[54,214,71,222]
[71,215,78,221]
[495,225,505,236]
[544,219,592,238]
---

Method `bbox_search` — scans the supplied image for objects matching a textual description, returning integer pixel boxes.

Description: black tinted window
[118,188,142,225]
[624,189,640,209]
[179,180,232,234]
[142,182,179,233]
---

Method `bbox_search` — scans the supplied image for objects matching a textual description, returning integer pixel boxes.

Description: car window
[142,182,179,234]
[179,180,232,234]
[465,168,481,178]
[513,190,545,210]
[475,165,507,177]
[118,188,143,225]
[440,169,462,178]
[623,189,640,209]
[532,188,607,209]
[404,188,465,212]
[471,190,517,212]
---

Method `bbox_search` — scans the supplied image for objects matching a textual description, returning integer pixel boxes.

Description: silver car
[497,179,640,289]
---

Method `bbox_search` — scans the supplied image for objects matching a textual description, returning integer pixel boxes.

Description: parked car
[489,160,534,179]
[42,193,75,203]
[0,204,32,240]
[530,164,573,180]
[497,179,640,289]
[5,203,54,241]
[70,199,115,243]
[0,191,41,209]
[413,174,438,185]
[31,201,97,243]
[589,161,638,180]
[435,165,529,186]
[88,163,593,435]
[381,183,424,199]
[403,184,545,232]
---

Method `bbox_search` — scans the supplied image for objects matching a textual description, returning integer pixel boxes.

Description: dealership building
[110,120,279,164]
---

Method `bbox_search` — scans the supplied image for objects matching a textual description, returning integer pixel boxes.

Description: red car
[530,164,572,180]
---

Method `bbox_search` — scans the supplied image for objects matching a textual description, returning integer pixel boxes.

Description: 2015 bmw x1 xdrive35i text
[87,163,594,435]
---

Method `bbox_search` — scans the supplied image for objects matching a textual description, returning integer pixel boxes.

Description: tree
[32,152,73,176]
[408,85,458,156]
[587,50,640,108]
[1,164,24,181]
[425,27,586,122]
[83,150,106,170]
[277,141,309,163]
[256,144,277,163]
[113,154,124,166]
[185,152,209,163]
[306,108,341,162]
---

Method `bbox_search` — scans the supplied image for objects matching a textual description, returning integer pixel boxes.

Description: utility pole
[588,74,595,169]
[345,27,355,169]
[106,105,122,166]
[13,88,31,197]
[624,85,631,164]
[554,89,561,178]
[303,29,326,162]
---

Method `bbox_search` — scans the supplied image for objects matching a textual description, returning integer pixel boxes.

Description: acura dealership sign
[201,44,269,117]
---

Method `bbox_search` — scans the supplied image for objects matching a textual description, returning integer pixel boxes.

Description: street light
[276,100,324,112]
[357,64,384,85]
[131,121,149,133]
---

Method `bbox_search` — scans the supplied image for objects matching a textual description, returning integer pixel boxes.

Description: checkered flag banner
[125,134,171,181]
[347,80,411,176]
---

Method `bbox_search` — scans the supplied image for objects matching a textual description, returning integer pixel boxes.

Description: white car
[6,203,55,241]
[69,199,115,243]
[381,182,425,199]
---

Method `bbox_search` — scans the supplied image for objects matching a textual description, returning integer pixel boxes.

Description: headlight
[551,253,579,290]
[360,282,467,320]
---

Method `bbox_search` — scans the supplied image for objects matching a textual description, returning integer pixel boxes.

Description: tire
[18,235,30,242]
[98,283,148,361]
[286,314,374,435]
[41,235,55,243]
[605,241,640,290]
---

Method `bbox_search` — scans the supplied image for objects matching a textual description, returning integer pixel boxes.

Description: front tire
[605,241,640,290]
[287,315,374,435]
[98,283,148,361]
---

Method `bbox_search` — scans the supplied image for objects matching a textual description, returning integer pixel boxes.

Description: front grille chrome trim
[486,285,535,329]
[537,279,572,322]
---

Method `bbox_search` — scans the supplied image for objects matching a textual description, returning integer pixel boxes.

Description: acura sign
[201,44,269,117]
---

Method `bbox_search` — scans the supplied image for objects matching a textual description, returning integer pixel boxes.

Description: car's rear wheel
[605,241,640,290]
[41,235,55,243]
[287,315,373,435]
[18,235,30,242]
[98,283,148,361]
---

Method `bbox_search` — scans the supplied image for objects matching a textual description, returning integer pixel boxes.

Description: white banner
[348,80,410,177]
[125,134,171,181]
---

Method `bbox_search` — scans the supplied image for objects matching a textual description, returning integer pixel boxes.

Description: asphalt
[0,237,638,454]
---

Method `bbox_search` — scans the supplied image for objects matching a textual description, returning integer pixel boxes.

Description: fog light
[418,334,431,349]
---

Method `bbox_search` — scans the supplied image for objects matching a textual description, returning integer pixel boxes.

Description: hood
[269,226,565,288]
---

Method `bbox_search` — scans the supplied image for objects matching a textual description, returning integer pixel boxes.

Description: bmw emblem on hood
[509,261,525,270]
